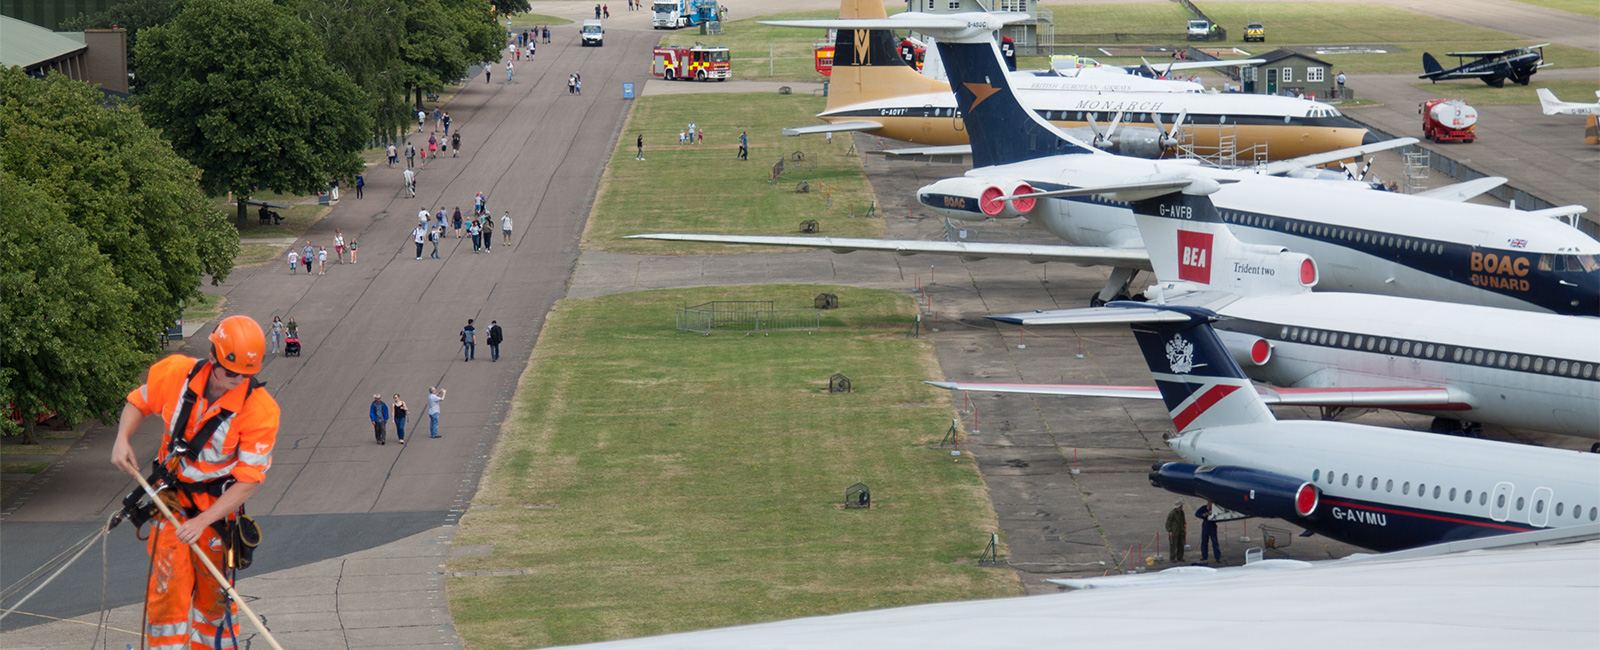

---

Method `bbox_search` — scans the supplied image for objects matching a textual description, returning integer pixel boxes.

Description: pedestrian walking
[428,134,438,159]
[335,230,347,263]
[506,60,514,82]
[568,76,575,95]
[603,4,609,18]
[286,317,298,340]
[487,320,504,362]
[287,248,299,274]
[443,112,451,135]
[460,319,477,361]
[431,107,441,128]
[575,77,581,95]
[419,209,431,230]
[405,142,416,168]
[269,315,285,353]
[738,131,748,160]
[451,132,461,157]
[417,109,425,132]
[486,65,492,83]
[469,219,482,252]
[413,225,427,260]
[1336,70,1346,91]
[370,394,389,445]
[1165,500,1187,562]
[544,26,550,43]
[427,387,446,438]
[109,316,278,650]
[317,246,328,275]
[301,241,314,274]
[474,192,486,216]
[419,145,427,168]
[697,128,703,145]
[501,211,513,241]
[403,168,416,198]
[393,394,409,444]
[481,215,493,252]
[436,207,447,230]
[453,206,464,237]
[354,174,364,199]
[594,4,601,18]
[1195,503,1221,562]
[430,225,441,259]
[386,143,397,168]
[636,134,645,160]
[679,130,685,145]
[349,240,358,263]
[510,41,519,61]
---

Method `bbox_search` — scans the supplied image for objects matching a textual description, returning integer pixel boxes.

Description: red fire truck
[652,45,732,81]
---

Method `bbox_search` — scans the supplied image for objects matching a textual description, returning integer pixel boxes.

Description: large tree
[58,0,176,93]
[292,0,411,141]
[136,0,371,225]
[0,69,236,442]
[397,0,505,108]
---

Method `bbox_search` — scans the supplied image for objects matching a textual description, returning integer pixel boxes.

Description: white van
[581,19,604,47]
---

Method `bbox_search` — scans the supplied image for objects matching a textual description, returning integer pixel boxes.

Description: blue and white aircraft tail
[1127,307,1277,434]
[934,38,1097,167]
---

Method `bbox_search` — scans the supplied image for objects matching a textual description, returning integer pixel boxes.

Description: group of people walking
[368,387,447,444]
[286,232,356,275]
[411,199,513,259]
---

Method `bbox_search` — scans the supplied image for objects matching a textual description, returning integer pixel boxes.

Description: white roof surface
[552,537,1600,649]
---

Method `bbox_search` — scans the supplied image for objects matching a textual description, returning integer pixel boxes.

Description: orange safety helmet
[209,315,265,375]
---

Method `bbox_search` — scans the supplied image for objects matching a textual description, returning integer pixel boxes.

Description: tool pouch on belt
[228,515,262,570]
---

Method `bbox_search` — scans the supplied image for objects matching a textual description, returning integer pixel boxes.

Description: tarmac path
[1,25,655,650]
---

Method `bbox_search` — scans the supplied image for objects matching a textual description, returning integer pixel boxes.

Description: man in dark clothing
[369,394,390,445]
[461,319,476,362]
[1195,503,1221,562]
[487,321,504,362]
[1165,500,1187,562]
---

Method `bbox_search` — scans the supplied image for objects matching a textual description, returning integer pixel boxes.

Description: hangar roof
[0,15,87,69]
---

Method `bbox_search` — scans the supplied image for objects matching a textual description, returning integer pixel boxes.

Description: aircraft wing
[1536,88,1600,116]
[782,121,883,136]
[624,234,1153,268]
[986,304,1194,326]
[1412,177,1508,202]
[1255,137,1419,176]
[1446,44,1548,57]
[867,145,972,164]
[1129,58,1266,73]
[927,381,1466,410]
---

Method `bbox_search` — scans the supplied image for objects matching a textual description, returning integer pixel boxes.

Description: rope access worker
[111,315,280,650]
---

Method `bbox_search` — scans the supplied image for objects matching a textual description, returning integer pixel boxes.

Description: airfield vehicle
[1422,98,1478,143]
[1244,22,1265,42]
[1187,19,1211,40]
[652,45,731,81]
[581,20,604,47]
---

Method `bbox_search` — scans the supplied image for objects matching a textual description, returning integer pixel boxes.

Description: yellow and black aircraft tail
[824,0,950,115]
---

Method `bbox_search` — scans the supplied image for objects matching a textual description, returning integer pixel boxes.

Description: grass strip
[509,13,573,27]
[660,8,903,81]
[450,285,1019,649]
[584,93,882,255]
[1408,79,1600,105]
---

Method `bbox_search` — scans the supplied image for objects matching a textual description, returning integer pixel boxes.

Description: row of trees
[3,0,516,439]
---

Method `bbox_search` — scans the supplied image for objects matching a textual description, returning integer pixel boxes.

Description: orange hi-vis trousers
[145,497,237,649]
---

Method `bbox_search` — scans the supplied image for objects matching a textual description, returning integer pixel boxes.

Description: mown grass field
[1411,79,1600,105]
[1509,0,1600,18]
[583,92,881,255]
[1042,3,1598,73]
[508,12,571,27]
[660,10,836,80]
[449,285,1020,649]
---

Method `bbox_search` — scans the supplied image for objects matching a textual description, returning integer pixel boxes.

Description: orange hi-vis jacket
[127,355,281,502]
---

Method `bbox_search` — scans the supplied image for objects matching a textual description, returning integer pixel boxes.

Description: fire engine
[814,37,922,76]
[1421,98,1478,143]
[652,45,731,81]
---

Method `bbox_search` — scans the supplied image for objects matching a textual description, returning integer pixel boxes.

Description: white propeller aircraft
[634,12,1600,315]
[776,0,1361,161]
[1536,88,1600,115]
[932,188,1600,439]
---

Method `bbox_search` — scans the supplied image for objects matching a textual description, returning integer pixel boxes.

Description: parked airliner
[972,301,1600,551]
[776,1,1367,161]
[635,13,1599,315]
[938,192,1600,439]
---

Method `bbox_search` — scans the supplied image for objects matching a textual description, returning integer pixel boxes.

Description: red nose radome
[1295,483,1320,517]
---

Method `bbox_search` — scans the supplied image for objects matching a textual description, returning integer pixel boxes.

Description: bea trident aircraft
[636,12,1599,315]
[777,1,1367,161]
[933,189,1600,439]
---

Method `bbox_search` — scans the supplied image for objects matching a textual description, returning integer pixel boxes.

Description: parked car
[1244,22,1265,42]
[1187,19,1211,41]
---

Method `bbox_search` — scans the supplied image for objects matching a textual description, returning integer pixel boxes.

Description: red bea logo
[1177,230,1213,284]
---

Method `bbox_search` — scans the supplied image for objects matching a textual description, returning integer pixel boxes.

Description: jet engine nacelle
[916,177,1037,222]
[1150,462,1320,521]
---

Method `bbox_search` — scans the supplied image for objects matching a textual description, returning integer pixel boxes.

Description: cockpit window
[1540,254,1598,272]
[1577,255,1599,272]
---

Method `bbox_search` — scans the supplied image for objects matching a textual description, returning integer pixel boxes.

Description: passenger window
[1313,469,1320,481]
[1357,475,1364,488]
[1453,348,1463,362]
[1400,341,1411,356]
[1419,483,1427,496]
[1520,356,1531,370]
[1425,345,1435,357]
[1341,473,1349,486]
[1559,360,1570,374]
[1341,334,1350,347]
[1497,494,1506,508]
[1433,486,1441,499]
[1535,500,1544,514]
[1403,482,1411,495]
[1367,338,1377,351]
[1480,492,1488,506]
[1534,358,1544,372]
[1585,364,1594,378]
[1464,490,1472,503]
[1498,353,1508,367]
[1386,479,1393,492]
[1448,488,1456,501]
[1589,507,1596,521]
[1372,478,1379,491]
[1516,497,1525,511]
[1555,503,1564,516]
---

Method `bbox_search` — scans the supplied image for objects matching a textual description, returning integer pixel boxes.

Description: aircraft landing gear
[1089,267,1140,307]
[1429,417,1483,436]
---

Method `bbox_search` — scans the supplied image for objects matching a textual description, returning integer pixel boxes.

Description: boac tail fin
[933,39,1095,167]
[1128,307,1277,433]
[1421,52,1443,77]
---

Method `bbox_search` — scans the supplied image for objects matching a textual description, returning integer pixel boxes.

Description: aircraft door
[1490,482,1514,522]
[1529,487,1553,527]
[1266,68,1278,95]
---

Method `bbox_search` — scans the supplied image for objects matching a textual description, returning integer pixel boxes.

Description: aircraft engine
[1150,462,1320,521]
[1223,243,1319,296]
[916,177,1036,222]
[1061,126,1168,158]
